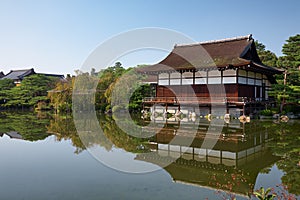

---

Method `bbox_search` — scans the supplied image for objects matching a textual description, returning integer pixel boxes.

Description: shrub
[260,109,273,116]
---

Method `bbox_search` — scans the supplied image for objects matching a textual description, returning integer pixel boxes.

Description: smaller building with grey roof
[0,68,64,85]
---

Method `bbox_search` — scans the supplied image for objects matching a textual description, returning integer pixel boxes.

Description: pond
[0,111,299,200]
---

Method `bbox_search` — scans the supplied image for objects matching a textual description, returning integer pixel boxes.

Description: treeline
[0,63,150,113]
[256,34,300,112]
[48,62,151,113]
[0,34,299,113]
[0,74,59,110]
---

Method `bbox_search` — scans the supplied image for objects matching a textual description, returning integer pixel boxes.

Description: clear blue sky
[0,0,299,75]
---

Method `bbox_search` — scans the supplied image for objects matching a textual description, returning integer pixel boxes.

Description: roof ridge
[175,34,252,47]
[9,68,33,72]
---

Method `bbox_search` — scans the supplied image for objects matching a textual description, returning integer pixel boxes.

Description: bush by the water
[260,109,273,116]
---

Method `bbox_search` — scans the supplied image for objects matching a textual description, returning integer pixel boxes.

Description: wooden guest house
[138,35,283,117]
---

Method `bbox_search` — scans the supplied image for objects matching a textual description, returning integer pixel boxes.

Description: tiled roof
[1,68,35,80]
[138,35,282,74]
[0,69,65,81]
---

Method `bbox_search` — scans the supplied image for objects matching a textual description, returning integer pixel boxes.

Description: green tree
[0,79,15,105]
[286,70,300,86]
[276,34,300,96]
[95,62,126,111]
[49,63,153,113]
[129,84,151,112]
[278,34,300,69]
[99,64,153,113]
[48,76,74,112]
[266,35,300,109]
[269,83,300,105]
[255,40,278,67]
[108,68,151,112]
[0,78,15,90]
[4,74,59,108]
[72,72,98,111]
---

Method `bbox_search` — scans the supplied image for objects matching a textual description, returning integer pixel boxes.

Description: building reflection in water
[1,112,294,196]
[136,116,280,196]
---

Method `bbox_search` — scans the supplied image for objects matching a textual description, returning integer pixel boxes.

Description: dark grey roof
[1,68,35,80]
[0,71,5,78]
[5,131,23,139]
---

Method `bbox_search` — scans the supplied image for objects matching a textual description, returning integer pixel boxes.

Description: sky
[0,0,299,75]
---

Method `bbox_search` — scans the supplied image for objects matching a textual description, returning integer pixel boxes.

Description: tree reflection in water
[0,111,50,141]
[46,114,300,197]
[0,111,299,197]
[266,120,300,195]
[46,113,149,154]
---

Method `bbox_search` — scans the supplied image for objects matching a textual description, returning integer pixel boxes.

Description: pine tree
[255,40,278,67]
[278,34,300,69]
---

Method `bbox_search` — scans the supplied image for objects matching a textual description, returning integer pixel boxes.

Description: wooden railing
[143,97,271,105]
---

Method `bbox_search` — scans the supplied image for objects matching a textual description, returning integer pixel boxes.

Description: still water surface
[0,112,299,200]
